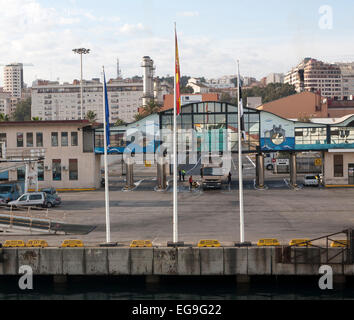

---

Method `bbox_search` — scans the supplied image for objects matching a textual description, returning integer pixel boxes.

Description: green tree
[134,113,146,122]
[115,118,127,126]
[12,98,31,121]
[32,117,42,121]
[141,100,161,117]
[220,92,232,103]
[0,114,9,122]
[86,110,97,123]
[241,83,296,107]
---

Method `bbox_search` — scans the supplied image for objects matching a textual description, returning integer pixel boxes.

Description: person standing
[178,168,182,182]
[182,169,186,182]
[228,172,232,185]
[189,176,193,191]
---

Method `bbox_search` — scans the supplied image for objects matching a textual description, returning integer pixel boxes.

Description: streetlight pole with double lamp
[73,48,90,120]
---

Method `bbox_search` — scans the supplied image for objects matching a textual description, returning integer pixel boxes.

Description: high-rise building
[3,63,24,98]
[31,78,144,123]
[337,62,354,100]
[266,73,284,85]
[285,58,342,99]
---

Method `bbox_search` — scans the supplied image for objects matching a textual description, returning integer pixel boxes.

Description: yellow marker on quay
[257,239,280,247]
[198,240,221,248]
[130,240,153,248]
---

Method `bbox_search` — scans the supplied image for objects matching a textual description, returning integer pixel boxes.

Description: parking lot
[0,181,353,247]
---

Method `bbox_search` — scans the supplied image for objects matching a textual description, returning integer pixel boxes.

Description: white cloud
[118,23,147,35]
[178,11,200,17]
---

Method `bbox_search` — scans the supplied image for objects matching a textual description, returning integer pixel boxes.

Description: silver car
[304,175,319,187]
[8,192,49,208]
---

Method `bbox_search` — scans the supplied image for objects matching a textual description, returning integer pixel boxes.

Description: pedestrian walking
[178,168,182,182]
[189,176,193,191]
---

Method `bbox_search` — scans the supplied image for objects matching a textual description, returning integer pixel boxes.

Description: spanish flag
[175,27,181,116]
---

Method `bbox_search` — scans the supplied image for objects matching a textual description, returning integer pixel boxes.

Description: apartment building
[266,73,284,85]
[31,79,144,124]
[0,92,12,116]
[0,120,101,190]
[337,62,354,100]
[3,63,24,99]
[285,58,342,99]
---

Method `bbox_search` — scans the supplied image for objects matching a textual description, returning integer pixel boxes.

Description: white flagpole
[103,66,111,244]
[173,23,178,244]
[237,60,245,243]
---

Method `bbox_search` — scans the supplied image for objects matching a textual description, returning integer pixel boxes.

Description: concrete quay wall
[0,247,351,277]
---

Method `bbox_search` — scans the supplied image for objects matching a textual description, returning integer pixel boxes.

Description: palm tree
[142,100,161,116]
[86,110,97,123]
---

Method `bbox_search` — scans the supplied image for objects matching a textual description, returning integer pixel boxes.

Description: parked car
[0,195,7,205]
[41,188,62,206]
[8,192,54,208]
[0,182,23,202]
[303,175,319,187]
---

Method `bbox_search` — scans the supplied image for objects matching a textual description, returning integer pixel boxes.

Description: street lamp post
[73,48,90,120]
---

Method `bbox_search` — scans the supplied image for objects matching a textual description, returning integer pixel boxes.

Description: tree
[141,100,161,117]
[220,92,232,103]
[134,113,146,122]
[115,118,127,126]
[32,117,42,121]
[241,83,296,107]
[0,114,9,122]
[12,98,31,121]
[86,110,97,123]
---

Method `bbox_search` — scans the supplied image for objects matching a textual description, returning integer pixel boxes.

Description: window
[51,133,58,147]
[61,132,68,147]
[69,159,78,180]
[38,162,44,181]
[26,133,33,147]
[17,167,25,181]
[0,133,7,147]
[36,133,43,147]
[29,194,42,201]
[334,155,344,177]
[71,132,78,146]
[18,195,28,202]
[17,133,24,147]
[52,159,61,181]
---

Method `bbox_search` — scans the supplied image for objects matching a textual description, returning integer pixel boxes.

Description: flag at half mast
[175,27,181,116]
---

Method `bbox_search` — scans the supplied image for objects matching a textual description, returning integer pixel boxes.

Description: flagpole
[173,23,178,244]
[237,60,245,243]
[103,66,111,244]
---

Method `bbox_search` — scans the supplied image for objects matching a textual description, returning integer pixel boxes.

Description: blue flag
[103,72,110,147]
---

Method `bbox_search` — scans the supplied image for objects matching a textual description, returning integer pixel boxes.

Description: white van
[8,192,49,208]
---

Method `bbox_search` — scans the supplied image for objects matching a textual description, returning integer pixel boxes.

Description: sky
[1,0,353,86]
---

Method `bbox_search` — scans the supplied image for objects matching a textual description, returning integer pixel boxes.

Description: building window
[69,159,78,180]
[0,133,7,147]
[51,132,58,147]
[52,159,61,181]
[36,133,43,147]
[17,133,24,147]
[38,162,44,181]
[26,133,33,147]
[17,167,25,181]
[61,132,68,147]
[71,132,78,146]
[334,155,344,177]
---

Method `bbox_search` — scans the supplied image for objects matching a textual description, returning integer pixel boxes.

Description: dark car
[41,188,62,206]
